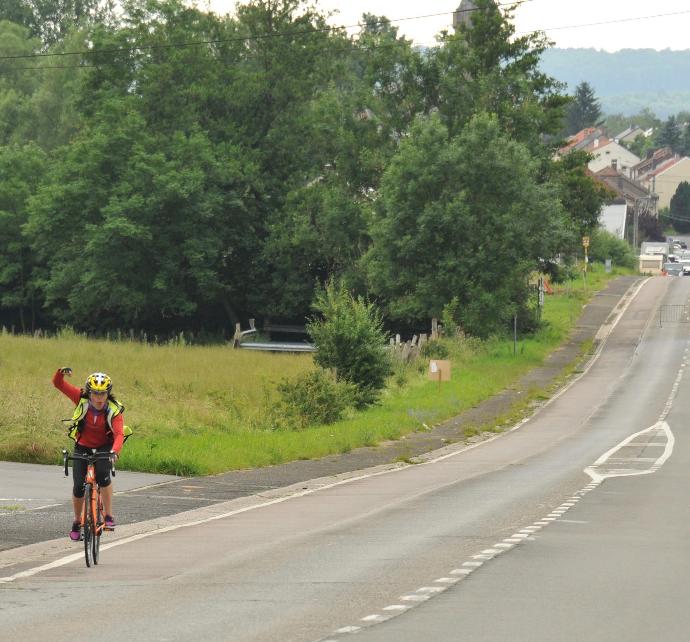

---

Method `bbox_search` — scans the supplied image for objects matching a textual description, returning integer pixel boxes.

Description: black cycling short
[72,443,113,498]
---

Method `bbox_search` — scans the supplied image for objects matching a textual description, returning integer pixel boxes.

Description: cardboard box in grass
[428,360,451,383]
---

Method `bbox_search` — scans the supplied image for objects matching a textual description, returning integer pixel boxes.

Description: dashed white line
[361,614,387,623]
[435,577,460,584]
[417,586,445,594]
[401,594,430,602]
[450,568,474,575]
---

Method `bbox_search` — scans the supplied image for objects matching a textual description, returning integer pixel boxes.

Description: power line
[2,37,441,72]
[0,0,533,63]
[6,2,688,73]
[515,8,690,37]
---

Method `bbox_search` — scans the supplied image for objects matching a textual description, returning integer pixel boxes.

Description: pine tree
[656,116,682,152]
[566,81,602,135]
[677,120,690,156]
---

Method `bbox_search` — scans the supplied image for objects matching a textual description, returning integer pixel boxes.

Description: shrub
[276,369,355,429]
[308,280,392,408]
[588,228,635,269]
[441,297,461,337]
[421,340,450,359]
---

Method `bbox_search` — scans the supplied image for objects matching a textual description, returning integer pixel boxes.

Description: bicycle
[62,449,116,568]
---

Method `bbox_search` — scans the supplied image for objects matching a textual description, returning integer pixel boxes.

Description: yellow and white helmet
[85,372,112,394]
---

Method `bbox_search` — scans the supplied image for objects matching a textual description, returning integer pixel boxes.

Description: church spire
[453,0,496,31]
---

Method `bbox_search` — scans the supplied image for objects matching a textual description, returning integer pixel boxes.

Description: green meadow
[0,266,627,476]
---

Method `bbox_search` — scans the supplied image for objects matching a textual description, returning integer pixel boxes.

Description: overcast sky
[202,0,690,51]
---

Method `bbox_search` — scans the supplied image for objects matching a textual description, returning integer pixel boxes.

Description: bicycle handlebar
[62,449,116,477]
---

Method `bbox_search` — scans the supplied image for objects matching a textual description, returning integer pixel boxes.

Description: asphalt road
[1,275,688,642]
[352,279,690,642]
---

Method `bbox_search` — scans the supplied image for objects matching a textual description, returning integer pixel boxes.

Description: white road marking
[435,577,460,584]
[0,498,59,501]
[361,614,387,622]
[584,421,675,483]
[450,568,473,575]
[0,502,63,516]
[401,594,430,602]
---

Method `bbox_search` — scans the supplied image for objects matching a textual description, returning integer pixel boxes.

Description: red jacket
[52,370,124,454]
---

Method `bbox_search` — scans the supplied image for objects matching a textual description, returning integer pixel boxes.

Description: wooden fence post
[233,323,242,348]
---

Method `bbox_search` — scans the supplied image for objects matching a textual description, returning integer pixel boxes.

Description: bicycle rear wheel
[83,483,94,568]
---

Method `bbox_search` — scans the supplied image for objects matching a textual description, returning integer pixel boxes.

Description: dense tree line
[0,0,607,339]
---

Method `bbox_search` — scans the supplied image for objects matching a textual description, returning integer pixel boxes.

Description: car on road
[664,262,684,276]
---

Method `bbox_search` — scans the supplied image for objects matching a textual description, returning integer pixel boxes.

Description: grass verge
[0,265,631,475]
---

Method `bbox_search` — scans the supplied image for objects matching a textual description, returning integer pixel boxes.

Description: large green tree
[670,181,690,233]
[433,0,568,149]
[0,0,115,46]
[550,149,613,244]
[0,21,41,145]
[25,99,258,332]
[0,143,47,331]
[364,113,566,336]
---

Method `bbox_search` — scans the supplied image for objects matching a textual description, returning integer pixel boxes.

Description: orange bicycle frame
[81,462,104,536]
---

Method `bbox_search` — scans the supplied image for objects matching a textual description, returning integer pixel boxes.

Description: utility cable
[0,0,535,62]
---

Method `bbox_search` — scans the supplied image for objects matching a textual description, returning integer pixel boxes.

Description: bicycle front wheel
[83,483,94,568]
[93,491,103,565]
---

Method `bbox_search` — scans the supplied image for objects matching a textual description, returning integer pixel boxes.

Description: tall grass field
[0,267,627,475]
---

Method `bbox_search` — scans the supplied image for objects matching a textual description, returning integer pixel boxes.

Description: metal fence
[659,305,690,327]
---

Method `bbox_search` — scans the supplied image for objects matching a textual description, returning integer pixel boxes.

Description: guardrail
[232,319,315,352]
[237,341,315,352]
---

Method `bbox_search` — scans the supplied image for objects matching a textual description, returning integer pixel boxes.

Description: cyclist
[52,367,124,541]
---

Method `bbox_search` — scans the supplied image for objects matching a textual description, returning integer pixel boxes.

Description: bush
[588,228,635,269]
[441,297,461,337]
[276,369,355,429]
[308,280,392,408]
[420,340,450,359]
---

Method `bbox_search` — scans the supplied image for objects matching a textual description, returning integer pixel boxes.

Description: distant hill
[539,48,690,118]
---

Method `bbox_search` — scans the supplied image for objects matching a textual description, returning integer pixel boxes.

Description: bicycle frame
[63,449,115,568]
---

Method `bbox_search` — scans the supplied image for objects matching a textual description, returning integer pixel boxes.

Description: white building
[586,140,640,178]
[599,203,627,240]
